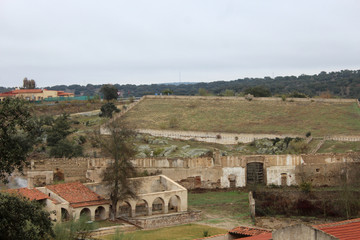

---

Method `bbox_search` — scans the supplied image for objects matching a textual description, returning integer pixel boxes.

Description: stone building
[4,175,189,225]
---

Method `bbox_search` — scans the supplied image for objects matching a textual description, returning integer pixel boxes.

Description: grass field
[188,191,252,228]
[98,224,227,240]
[121,98,360,137]
[318,140,360,153]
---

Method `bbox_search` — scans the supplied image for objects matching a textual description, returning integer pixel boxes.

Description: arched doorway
[168,195,181,213]
[152,197,164,215]
[95,206,106,220]
[80,208,91,220]
[61,208,70,222]
[247,162,264,185]
[135,200,148,216]
[118,202,131,218]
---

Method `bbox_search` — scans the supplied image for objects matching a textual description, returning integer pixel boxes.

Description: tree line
[1,69,360,98]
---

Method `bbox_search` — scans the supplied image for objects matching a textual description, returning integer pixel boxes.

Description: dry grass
[98,224,227,240]
[121,98,360,137]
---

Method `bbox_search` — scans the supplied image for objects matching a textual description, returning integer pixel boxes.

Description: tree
[0,193,54,240]
[99,102,120,118]
[198,88,210,96]
[244,86,271,97]
[222,89,235,96]
[0,98,36,183]
[162,89,173,95]
[98,121,139,220]
[23,77,36,89]
[49,139,83,158]
[46,114,72,146]
[100,84,118,101]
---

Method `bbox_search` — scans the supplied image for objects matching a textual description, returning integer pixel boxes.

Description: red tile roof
[12,89,43,94]
[57,92,73,96]
[0,92,16,97]
[46,182,108,208]
[3,188,49,201]
[315,218,360,240]
[238,232,272,240]
[229,226,271,237]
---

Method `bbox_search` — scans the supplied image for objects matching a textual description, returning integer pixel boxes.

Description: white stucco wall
[221,167,246,188]
[266,166,297,186]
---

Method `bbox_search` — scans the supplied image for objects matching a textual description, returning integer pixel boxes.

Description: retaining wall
[142,95,357,103]
[128,211,201,229]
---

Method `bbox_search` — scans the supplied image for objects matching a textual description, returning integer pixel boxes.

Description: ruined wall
[30,157,108,182]
[30,153,360,189]
[128,211,201,229]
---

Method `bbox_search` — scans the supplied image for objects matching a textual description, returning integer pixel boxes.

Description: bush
[300,182,312,193]
[54,215,97,240]
[169,116,179,128]
[306,131,312,138]
[99,103,120,118]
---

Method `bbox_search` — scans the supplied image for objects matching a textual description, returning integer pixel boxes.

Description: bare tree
[97,120,139,220]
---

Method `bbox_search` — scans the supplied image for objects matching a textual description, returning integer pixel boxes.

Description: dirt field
[121,98,360,137]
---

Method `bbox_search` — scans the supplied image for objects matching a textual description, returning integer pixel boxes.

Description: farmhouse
[0,88,74,101]
[4,175,190,226]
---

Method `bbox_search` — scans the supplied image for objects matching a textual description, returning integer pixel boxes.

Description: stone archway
[80,208,91,220]
[95,206,106,220]
[135,200,148,216]
[61,208,70,222]
[118,202,132,218]
[168,195,181,213]
[152,197,165,215]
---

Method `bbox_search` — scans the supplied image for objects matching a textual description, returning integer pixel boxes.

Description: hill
[120,96,360,137]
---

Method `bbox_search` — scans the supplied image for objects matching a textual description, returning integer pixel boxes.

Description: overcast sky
[1,0,360,88]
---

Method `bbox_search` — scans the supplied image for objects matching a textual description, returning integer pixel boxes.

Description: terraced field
[121,97,360,137]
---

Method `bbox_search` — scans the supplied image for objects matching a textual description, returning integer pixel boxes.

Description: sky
[1,0,360,88]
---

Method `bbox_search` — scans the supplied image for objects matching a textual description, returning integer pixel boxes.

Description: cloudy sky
[1,0,360,88]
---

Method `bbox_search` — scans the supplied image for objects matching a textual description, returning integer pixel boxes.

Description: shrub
[99,102,120,118]
[169,116,179,128]
[306,131,312,138]
[300,182,312,193]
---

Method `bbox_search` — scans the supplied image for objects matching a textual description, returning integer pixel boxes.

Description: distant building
[0,88,74,101]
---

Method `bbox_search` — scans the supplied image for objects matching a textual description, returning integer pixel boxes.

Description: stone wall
[29,152,360,189]
[128,211,201,229]
[30,158,92,182]
[136,129,303,144]
[142,95,357,104]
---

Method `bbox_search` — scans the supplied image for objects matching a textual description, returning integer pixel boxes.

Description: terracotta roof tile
[315,218,360,240]
[229,226,271,236]
[46,182,108,208]
[12,89,43,93]
[237,232,272,240]
[3,188,49,201]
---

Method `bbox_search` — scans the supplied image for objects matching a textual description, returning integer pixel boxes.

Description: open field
[188,190,252,229]
[97,223,227,240]
[318,140,360,153]
[121,98,360,137]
